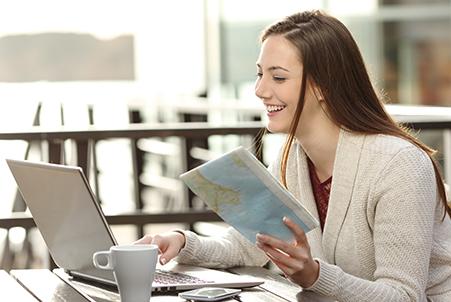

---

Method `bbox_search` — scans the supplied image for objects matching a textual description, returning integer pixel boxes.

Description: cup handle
[93,251,114,270]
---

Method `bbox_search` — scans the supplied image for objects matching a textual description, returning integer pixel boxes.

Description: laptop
[6,158,264,292]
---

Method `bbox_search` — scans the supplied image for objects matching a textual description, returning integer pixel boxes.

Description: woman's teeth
[266,105,285,113]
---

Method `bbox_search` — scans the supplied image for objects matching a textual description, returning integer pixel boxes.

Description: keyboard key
[154,269,215,285]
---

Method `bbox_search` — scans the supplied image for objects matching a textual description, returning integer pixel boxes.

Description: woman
[136,10,451,301]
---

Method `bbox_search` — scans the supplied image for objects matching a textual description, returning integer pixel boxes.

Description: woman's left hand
[256,217,319,288]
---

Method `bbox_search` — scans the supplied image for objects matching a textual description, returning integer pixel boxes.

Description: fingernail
[256,241,262,248]
[283,217,291,223]
[256,233,265,240]
[160,257,166,265]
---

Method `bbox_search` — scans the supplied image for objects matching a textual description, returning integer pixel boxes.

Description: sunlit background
[0,0,450,270]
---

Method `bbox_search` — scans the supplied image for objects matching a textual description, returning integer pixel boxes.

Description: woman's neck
[297,122,341,183]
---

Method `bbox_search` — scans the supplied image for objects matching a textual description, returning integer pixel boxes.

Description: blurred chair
[1,100,99,271]
[1,102,44,271]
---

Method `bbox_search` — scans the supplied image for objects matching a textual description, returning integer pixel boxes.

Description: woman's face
[255,35,319,135]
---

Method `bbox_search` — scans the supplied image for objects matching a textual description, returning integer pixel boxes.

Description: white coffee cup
[93,245,158,302]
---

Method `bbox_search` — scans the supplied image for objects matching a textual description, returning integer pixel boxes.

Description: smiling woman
[134,9,451,302]
[254,35,333,150]
[255,36,303,135]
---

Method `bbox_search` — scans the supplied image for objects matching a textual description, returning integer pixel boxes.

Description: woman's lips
[265,105,286,115]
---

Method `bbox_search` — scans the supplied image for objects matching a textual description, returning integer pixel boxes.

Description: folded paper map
[180,146,319,243]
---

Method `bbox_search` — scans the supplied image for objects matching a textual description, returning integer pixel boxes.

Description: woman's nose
[254,77,271,100]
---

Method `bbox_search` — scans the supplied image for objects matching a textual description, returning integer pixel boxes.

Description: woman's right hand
[133,231,186,265]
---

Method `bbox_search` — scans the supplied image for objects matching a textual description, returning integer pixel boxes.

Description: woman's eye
[256,72,263,78]
[274,77,286,82]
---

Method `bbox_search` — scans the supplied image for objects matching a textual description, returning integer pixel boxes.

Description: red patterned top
[308,158,332,230]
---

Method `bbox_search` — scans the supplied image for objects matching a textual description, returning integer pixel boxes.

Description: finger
[257,239,311,280]
[256,240,291,262]
[256,239,295,270]
[256,241,295,278]
[257,243,286,268]
[151,234,181,265]
[255,227,307,267]
[133,235,154,245]
[256,232,292,255]
[283,217,308,245]
[133,235,165,257]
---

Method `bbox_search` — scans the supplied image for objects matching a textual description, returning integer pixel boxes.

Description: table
[0,269,38,301]
[5,267,335,302]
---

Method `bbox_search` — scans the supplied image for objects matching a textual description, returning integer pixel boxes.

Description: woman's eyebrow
[256,63,290,72]
[269,66,290,72]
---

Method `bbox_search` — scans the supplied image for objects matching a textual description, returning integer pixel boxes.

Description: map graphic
[180,146,319,244]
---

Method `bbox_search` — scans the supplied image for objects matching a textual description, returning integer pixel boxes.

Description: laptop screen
[6,159,117,283]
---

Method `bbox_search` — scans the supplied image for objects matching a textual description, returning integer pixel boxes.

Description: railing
[1,102,451,271]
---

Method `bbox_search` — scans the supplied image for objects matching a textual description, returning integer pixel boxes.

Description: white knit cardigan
[175,129,451,302]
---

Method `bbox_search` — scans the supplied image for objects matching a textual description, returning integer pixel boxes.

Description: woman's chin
[266,123,288,134]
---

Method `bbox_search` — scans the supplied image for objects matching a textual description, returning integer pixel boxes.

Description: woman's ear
[311,84,325,103]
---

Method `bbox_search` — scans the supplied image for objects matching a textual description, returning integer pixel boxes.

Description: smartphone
[178,287,241,301]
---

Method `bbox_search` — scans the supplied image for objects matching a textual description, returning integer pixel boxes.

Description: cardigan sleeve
[306,146,442,301]
[173,227,269,269]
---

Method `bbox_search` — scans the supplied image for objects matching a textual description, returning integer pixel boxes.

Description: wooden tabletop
[0,270,38,301]
[6,267,336,302]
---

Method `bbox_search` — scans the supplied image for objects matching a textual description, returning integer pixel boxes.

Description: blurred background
[0,0,450,271]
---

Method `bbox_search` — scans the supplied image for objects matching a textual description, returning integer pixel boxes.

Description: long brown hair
[260,9,451,218]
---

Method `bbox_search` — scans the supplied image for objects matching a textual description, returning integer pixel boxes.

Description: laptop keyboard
[154,269,215,285]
